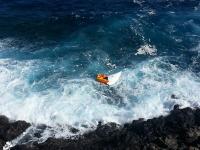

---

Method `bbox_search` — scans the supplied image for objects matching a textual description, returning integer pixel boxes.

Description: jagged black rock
[0,105,200,150]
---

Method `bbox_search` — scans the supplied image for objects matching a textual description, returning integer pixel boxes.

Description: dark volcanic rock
[171,94,179,99]
[0,115,31,149]
[1,106,200,150]
[0,139,6,150]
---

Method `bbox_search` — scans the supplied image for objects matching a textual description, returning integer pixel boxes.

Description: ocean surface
[0,0,200,144]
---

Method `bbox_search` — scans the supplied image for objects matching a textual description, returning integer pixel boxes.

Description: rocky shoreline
[0,116,30,149]
[1,105,200,150]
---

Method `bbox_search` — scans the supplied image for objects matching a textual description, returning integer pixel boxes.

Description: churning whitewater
[0,0,200,144]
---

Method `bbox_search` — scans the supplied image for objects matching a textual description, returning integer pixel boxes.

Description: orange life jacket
[96,74,109,85]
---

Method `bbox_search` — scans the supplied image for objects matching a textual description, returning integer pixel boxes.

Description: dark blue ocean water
[0,0,200,143]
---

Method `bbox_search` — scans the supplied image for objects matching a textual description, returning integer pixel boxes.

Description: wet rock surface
[0,106,200,150]
[0,115,31,149]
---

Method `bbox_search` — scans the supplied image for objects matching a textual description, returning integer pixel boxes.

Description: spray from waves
[0,54,199,144]
[135,44,157,56]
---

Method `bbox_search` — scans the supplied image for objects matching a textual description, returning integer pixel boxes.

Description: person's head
[96,74,102,80]
[97,74,101,78]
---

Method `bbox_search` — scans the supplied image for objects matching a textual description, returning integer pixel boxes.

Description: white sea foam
[0,56,199,144]
[135,44,157,56]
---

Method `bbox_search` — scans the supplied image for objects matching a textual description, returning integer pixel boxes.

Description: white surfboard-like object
[107,71,122,86]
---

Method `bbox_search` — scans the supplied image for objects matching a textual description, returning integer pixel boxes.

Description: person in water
[96,74,109,85]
